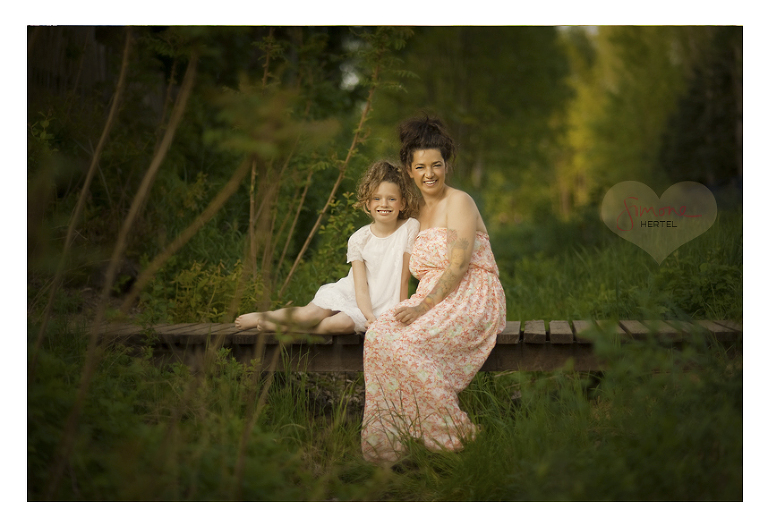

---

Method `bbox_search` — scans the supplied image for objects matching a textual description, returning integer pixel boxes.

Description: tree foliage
[659,26,742,193]
[28,26,417,320]
[27,25,742,321]
[557,26,742,218]
[366,26,573,226]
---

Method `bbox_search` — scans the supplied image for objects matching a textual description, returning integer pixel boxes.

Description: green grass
[27,326,742,501]
[501,209,742,322]
[27,211,742,501]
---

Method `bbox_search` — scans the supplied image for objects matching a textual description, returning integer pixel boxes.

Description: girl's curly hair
[355,160,419,219]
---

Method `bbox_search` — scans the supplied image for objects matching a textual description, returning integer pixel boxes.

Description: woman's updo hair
[398,115,456,169]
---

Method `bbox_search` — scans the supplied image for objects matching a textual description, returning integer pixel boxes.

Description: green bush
[138,259,263,323]
[28,336,317,500]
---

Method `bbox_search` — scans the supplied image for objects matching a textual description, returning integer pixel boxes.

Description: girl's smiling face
[368,181,404,224]
[407,148,446,195]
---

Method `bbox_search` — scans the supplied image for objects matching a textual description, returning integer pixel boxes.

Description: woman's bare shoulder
[445,188,479,212]
[445,188,488,233]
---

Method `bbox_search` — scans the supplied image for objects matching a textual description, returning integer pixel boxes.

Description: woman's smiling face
[407,148,446,195]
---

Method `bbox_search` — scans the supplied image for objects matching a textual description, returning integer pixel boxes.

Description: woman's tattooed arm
[414,229,471,315]
[393,191,479,325]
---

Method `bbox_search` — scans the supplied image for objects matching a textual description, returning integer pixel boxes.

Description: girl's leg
[310,312,356,334]
[236,303,333,332]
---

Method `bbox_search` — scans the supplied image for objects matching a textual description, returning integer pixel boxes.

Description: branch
[33,27,132,355]
[119,157,252,314]
[276,167,313,275]
[44,47,198,499]
[248,159,258,280]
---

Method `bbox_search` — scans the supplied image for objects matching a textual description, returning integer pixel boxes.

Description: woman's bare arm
[394,192,477,325]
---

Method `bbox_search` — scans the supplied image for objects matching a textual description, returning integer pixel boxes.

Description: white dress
[311,217,420,332]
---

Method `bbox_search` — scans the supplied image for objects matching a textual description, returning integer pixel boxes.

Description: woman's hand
[393,303,428,325]
[364,316,377,330]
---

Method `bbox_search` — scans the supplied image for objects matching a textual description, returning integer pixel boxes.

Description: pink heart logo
[601,181,717,264]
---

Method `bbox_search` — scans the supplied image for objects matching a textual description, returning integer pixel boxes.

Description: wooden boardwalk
[96,319,742,372]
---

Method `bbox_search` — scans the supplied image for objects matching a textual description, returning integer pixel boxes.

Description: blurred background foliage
[27,25,742,323]
[27,25,742,503]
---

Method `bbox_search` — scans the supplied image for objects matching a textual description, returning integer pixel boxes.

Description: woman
[362,116,507,464]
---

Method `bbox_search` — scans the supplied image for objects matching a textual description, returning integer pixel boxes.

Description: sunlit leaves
[204,80,340,160]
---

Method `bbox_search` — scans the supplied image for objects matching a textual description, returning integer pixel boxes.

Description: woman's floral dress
[362,227,507,463]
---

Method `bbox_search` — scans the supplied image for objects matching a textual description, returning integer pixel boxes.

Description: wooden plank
[231,328,331,346]
[209,324,256,346]
[96,323,144,337]
[230,328,262,344]
[311,337,364,371]
[177,324,230,344]
[594,320,630,342]
[497,321,521,344]
[100,323,195,347]
[173,323,241,345]
[284,333,333,346]
[335,333,363,345]
[713,320,742,333]
[93,323,156,345]
[619,320,650,339]
[162,323,209,335]
[142,323,177,334]
[549,320,573,344]
[231,328,285,345]
[573,320,627,342]
[225,323,280,345]
[155,323,210,345]
[183,323,234,336]
[665,320,708,342]
[93,321,134,331]
[641,320,682,342]
[523,320,546,344]
[486,322,522,370]
[596,320,627,337]
[90,319,742,372]
[666,320,718,342]
[694,320,738,342]
[94,321,140,331]
[572,320,597,343]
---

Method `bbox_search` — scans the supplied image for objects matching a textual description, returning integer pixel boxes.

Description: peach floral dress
[362,228,506,463]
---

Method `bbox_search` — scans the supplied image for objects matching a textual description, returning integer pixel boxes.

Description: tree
[659,26,742,196]
[366,26,572,228]
[555,25,742,218]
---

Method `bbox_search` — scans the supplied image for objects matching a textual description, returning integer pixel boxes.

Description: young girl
[235,160,420,334]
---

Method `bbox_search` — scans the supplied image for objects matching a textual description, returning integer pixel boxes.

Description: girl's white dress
[312,217,420,332]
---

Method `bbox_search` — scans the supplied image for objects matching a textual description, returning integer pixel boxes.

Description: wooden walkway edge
[94,319,742,372]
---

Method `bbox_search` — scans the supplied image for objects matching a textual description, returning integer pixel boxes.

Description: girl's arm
[351,260,375,326]
[394,192,477,325]
[399,253,412,302]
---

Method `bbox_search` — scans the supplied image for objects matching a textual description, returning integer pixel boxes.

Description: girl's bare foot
[234,312,263,330]
[257,318,281,332]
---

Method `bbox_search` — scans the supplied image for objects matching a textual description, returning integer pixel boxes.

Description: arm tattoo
[419,229,471,313]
